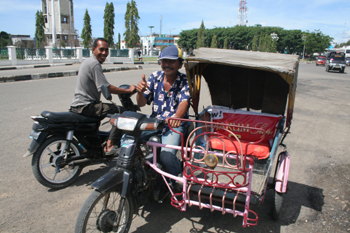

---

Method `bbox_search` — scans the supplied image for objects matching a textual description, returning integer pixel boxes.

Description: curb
[0,63,73,71]
[0,65,143,83]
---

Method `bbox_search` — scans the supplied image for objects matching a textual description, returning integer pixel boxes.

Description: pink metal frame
[144,118,275,227]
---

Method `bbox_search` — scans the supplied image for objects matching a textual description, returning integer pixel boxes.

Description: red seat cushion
[209,137,270,159]
[207,107,283,159]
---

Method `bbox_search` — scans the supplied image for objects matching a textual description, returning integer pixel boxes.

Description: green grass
[134,57,158,62]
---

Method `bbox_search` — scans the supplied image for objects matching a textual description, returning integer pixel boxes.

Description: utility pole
[148,25,154,56]
[160,15,162,35]
[302,34,307,59]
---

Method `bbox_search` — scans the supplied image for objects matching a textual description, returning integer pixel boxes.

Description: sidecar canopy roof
[185,48,299,127]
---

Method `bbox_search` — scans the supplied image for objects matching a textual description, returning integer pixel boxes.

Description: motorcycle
[23,84,139,189]
[74,110,174,233]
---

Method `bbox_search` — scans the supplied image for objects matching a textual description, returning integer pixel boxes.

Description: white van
[345,46,350,58]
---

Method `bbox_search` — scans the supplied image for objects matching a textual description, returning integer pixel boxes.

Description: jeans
[141,122,190,185]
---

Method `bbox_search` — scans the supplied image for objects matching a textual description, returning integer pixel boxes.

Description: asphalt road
[0,63,349,233]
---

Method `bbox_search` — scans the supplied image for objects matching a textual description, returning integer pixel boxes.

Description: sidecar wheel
[31,136,82,189]
[75,189,134,233]
[272,191,284,220]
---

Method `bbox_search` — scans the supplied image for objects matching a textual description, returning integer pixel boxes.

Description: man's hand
[166,115,182,128]
[136,74,148,93]
[128,85,136,93]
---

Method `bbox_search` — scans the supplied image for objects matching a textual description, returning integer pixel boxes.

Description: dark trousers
[70,102,125,141]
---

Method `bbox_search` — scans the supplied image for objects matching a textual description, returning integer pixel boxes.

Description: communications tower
[237,0,247,26]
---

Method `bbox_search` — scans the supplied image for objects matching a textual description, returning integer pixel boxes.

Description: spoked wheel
[31,136,82,189]
[75,190,134,233]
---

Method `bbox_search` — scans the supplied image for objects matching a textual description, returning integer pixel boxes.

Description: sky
[1,0,349,45]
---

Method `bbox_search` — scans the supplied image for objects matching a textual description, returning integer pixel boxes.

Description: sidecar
[146,47,299,227]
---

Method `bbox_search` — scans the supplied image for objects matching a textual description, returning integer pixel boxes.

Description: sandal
[104,145,119,156]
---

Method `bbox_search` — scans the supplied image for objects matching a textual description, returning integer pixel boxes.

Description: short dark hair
[93,38,109,48]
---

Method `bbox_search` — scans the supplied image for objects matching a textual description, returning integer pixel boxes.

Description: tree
[178,29,198,51]
[117,33,121,49]
[35,10,45,48]
[304,30,333,55]
[178,26,333,55]
[60,40,66,48]
[196,20,205,48]
[335,39,350,48]
[251,35,258,51]
[223,38,228,49]
[124,0,140,48]
[0,31,11,47]
[211,35,218,48]
[258,34,266,52]
[81,9,92,48]
[104,2,115,46]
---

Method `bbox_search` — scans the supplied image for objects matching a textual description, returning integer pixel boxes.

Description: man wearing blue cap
[136,45,191,189]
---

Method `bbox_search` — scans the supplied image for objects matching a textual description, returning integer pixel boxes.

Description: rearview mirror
[101,85,112,101]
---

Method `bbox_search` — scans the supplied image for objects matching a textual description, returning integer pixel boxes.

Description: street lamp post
[302,34,306,59]
[270,32,279,53]
[148,26,154,56]
[270,32,279,41]
[169,28,175,46]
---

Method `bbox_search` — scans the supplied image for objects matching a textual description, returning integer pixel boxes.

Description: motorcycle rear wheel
[75,189,134,233]
[31,136,82,189]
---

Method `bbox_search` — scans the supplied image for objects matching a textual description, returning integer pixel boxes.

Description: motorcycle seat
[41,111,101,123]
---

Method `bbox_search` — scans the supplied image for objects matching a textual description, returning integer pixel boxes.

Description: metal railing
[16,48,46,60]
[0,48,8,60]
[82,49,91,57]
[110,49,129,57]
[52,48,77,59]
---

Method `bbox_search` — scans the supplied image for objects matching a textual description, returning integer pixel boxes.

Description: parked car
[346,57,350,66]
[316,56,326,66]
[325,52,346,73]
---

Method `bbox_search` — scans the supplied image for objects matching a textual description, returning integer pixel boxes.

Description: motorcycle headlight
[110,117,138,131]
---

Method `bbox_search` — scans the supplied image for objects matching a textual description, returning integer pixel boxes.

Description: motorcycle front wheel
[75,189,134,233]
[31,136,82,189]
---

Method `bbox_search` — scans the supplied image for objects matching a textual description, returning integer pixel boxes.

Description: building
[140,34,179,56]
[41,0,78,47]
[11,34,34,48]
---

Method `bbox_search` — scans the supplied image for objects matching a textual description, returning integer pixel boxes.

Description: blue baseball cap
[159,46,183,60]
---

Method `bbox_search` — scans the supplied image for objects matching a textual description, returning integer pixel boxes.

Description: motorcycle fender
[23,131,50,157]
[92,167,132,196]
[275,151,290,193]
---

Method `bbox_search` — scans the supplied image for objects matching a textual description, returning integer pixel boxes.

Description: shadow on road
[131,181,324,233]
[47,160,117,192]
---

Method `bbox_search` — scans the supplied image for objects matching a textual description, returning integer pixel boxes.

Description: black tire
[75,189,134,233]
[272,191,284,220]
[340,68,344,73]
[31,136,82,189]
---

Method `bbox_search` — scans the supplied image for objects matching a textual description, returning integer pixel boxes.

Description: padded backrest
[209,106,282,147]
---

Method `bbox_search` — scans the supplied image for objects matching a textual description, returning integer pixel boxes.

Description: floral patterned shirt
[143,70,191,126]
